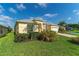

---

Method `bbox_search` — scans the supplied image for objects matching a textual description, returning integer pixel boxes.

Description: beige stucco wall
[17,20,59,33]
[33,25,39,32]
[18,23,27,33]
[51,25,59,33]
[34,21,44,32]
[43,24,47,31]
[18,21,44,33]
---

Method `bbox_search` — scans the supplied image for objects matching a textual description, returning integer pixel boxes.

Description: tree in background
[58,21,67,27]
[7,26,12,33]
[58,21,67,33]
[78,22,79,29]
[67,24,79,30]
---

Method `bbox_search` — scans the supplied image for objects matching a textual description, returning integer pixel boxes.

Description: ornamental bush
[37,30,57,42]
[0,34,6,38]
[72,37,79,44]
[28,32,40,40]
[14,31,57,42]
[58,26,67,33]
[14,33,28,42]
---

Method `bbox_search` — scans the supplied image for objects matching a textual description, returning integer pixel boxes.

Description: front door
[27,23,34,33]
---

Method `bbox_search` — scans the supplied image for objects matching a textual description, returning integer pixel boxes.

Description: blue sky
[0,3,79,28]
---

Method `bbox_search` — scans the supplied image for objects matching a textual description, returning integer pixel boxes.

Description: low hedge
[72,37,79,44]
[14,33,29,42]
[14,32,40,42]
[14,31,57,42]
[59,26,67,33]
[0,34,6,38]
[37,30,57,42]
[28,32,40,40]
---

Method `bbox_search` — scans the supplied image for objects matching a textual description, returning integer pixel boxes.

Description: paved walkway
[58,33,77,38]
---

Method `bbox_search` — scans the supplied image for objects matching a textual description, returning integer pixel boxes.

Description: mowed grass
[68,30,79,36]
[0,32,79,56]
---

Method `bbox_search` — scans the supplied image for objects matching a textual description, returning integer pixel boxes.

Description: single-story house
[0,25,8,37]
[14,19,59,34]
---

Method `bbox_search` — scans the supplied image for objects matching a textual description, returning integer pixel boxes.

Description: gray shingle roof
[16,19,31,22]
[16,19,58,26]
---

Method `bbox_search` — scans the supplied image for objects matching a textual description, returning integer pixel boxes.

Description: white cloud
[67,17,71,20]
[44,13,58,17]
[35,17,44,20]
[76,12,79,15]
[16,4,26,10]
[29,17,34,20]
[0,5,5,14]
[73,9,79,15]
[29,16,47,21]
[29,17,43,20]
[73,10,77,13]
[34,5,38,8]
[37,3,47,8]
[0,15,13,27]
[0,15,13,20]
[9,8,17,13]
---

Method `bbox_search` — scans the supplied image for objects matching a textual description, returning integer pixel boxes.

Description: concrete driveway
[58,33,77,38]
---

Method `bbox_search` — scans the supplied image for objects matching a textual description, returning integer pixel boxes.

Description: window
[0,29,3,34]
[33,25,38,31]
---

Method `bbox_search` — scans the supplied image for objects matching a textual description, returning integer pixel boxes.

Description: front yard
[0,32,79,56]
[68,30,79,36]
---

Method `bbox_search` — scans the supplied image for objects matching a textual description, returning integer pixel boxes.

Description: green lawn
[68,30,79,36]
[0,32,79,56]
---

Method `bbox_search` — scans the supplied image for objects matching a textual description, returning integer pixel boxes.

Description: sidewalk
[58,33,77,38]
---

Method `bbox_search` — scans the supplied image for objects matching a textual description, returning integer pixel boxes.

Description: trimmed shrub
[0,34,6,38]
[59,26,67,33]
[37,30,57,42]
[14,32,40,42]
[14,31,57,42]
[72,37,79,43]
[14,33,28,42]
[28,32,40,40]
